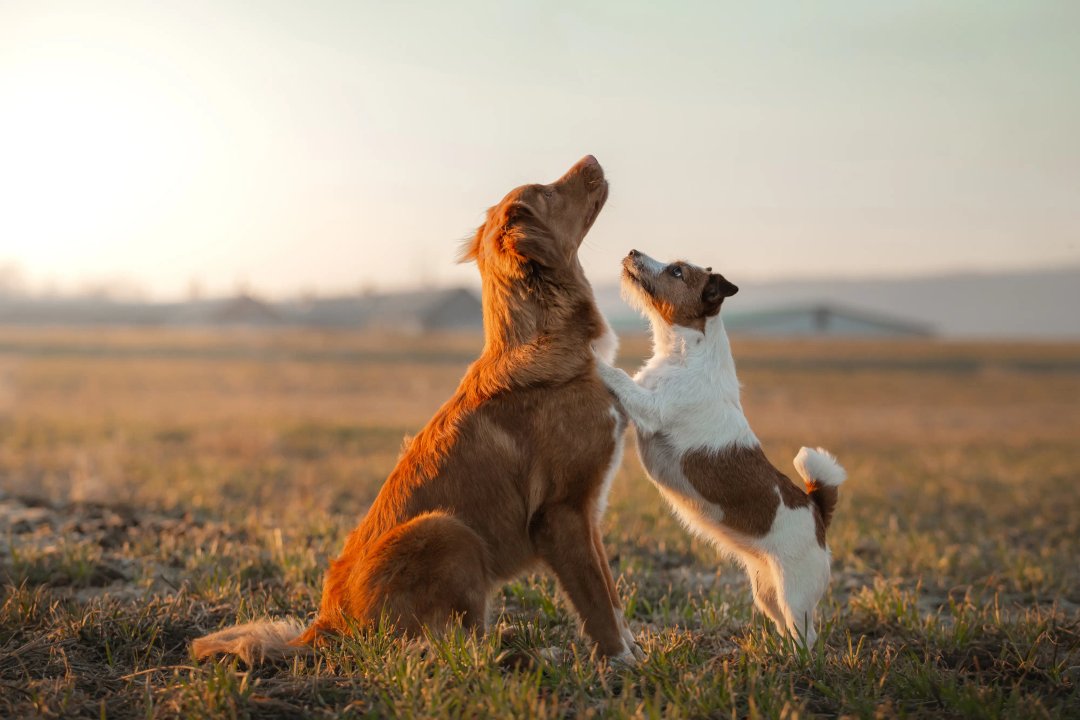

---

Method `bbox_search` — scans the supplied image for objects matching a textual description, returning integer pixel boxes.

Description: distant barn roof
[281,287,482,331]
[725,303,933,337]
[212,294,283,325]
[0,288,483,331]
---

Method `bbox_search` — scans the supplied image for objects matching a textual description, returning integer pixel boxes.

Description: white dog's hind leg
[744,556,786,634]
[772,551,828,648]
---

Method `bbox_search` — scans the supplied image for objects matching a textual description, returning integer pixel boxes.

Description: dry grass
[1,327,1078,718]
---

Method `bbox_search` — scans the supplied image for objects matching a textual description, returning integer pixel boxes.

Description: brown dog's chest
[363,374,620,576]
[495,379,621,499]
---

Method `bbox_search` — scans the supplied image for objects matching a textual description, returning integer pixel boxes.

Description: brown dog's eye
[670,266,683,279]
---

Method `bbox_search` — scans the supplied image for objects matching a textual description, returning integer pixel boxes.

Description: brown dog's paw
[496,644,564,672]
[609,642,644,668]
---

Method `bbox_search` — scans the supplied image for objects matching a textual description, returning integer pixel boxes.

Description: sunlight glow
[0,24,205,278]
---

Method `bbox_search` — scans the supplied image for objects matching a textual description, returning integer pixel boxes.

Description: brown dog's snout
[557,155,604,186]
[573,154,599,173]
[579,155,603,183]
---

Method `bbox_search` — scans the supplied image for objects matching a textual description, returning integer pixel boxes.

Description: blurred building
[0,288,483,332]
[212,294,284,325]
[724,304,933,338]
[281,288,482,332]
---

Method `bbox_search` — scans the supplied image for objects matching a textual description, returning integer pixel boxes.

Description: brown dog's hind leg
[532,505,630,659]
[350,512,491,636]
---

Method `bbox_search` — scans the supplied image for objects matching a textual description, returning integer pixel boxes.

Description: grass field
[1,327,1078,718]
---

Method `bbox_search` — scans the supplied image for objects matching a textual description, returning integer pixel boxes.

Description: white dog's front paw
[594,359,624,385]
[591,315,619,365]
[591,343,614,367]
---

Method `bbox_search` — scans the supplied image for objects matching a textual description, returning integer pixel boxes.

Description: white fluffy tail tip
[793,446,846,487]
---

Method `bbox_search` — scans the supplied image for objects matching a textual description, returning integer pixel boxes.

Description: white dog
[595,249,846,646]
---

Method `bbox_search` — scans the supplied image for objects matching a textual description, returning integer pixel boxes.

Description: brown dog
[192,156,642,664]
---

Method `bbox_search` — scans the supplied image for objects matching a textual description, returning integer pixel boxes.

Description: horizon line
[3,258,1078,304]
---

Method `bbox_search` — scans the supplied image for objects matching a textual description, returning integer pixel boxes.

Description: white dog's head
[620,249,738,332]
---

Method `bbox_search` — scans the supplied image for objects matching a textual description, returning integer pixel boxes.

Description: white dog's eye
[670,266,683,278]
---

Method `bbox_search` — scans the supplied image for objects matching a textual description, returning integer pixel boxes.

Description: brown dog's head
[460,155,608,278]
[460,156,609,346]
[621,249,738,332]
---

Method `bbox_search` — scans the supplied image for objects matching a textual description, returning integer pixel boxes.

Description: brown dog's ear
[457,222,485,264]
[702,273,739,315]
[500,202,562,268]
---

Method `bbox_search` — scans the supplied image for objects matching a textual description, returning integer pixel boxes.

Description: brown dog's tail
[192,618,317,666]
[793,446,847,531]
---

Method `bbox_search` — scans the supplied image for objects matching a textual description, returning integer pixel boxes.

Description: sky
[1,0,1078,300]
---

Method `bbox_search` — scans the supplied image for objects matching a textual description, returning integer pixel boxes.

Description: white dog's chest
[633,363,758,452]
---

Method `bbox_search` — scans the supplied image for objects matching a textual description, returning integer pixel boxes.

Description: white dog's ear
[702,273,739,315]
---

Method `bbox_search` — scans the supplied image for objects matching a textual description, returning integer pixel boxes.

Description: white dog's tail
[191,618,313,666]
[793,446,847,531]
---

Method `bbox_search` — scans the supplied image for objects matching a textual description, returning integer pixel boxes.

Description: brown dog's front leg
[532,505,631,659]
[591,523,622,614]
[591,524,643,659]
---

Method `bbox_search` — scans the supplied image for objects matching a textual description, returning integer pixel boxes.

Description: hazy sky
[2,1,1078,299]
